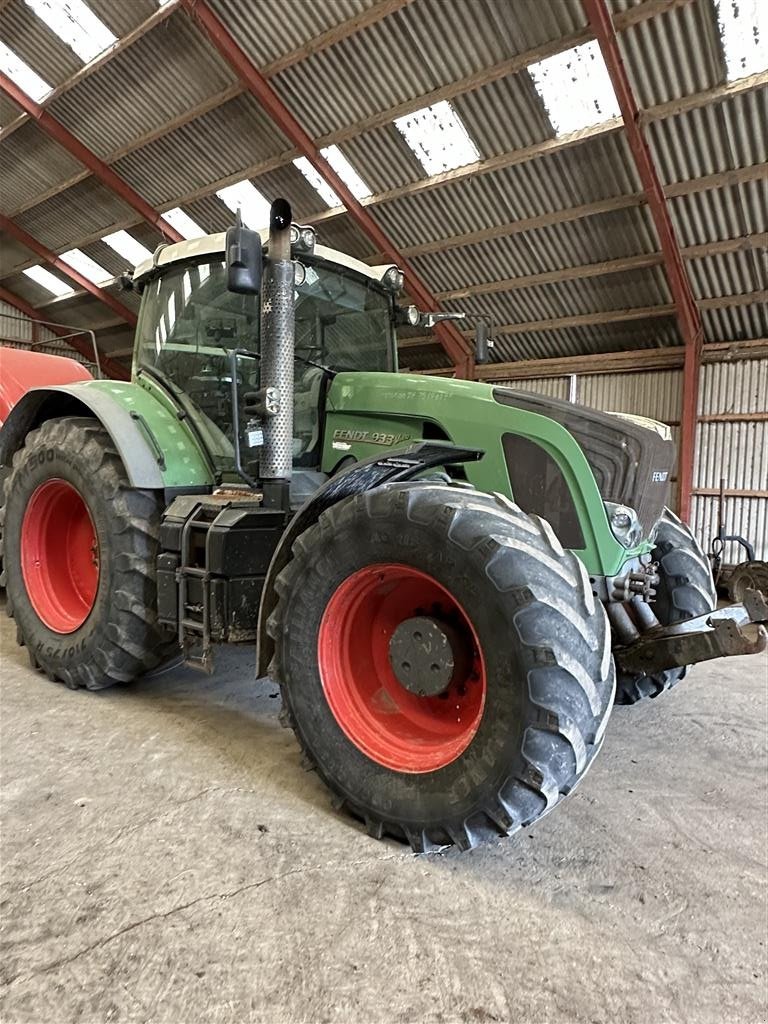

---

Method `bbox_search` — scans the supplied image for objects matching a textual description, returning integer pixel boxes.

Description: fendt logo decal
[652,470,669,482]
[332,428,413,447]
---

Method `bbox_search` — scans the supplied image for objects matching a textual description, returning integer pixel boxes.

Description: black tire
[727,560,768,603]
[615,507,717,705]
[3,416,177,689]
[269,483,615,853]
[0,464,8,589]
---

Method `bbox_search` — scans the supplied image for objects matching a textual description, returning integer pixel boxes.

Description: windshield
[134,257,395,475]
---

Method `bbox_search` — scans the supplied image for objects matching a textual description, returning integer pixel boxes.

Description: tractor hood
[326,372,675,540]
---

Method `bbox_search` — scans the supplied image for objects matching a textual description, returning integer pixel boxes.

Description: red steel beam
[583,0,703,523]
[180,0,474,377]
[0,285,129,380]
[0,71,183,244]
[1,214,138,327]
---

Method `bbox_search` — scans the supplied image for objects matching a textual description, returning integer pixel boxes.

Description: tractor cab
[130,229,399,484]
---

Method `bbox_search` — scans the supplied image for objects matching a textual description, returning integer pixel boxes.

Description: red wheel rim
[317,564,486,773]
[21,479,99,634]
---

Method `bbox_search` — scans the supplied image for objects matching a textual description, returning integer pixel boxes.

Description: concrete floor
[0,599,766,1024]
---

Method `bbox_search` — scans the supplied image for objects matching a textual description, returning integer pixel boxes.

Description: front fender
[255,441,483,678]
[0,380,212,490]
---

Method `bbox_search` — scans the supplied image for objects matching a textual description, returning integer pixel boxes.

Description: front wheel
[614,507,717,705]
[269,483,615,852]
[4,416,177,689]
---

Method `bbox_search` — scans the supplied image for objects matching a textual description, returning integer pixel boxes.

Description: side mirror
[226,211,262,294]
[475,320,492,363]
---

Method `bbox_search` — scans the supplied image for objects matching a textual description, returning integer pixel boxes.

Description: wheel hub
[388,615,469,696]
[317,563,486,773]
[20,478,99,634]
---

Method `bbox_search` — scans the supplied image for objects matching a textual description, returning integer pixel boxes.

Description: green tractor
[2,201,765,852]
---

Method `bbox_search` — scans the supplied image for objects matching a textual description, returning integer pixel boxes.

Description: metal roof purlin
[180,0,474,377]
[0,284,129,379]
[0,71,183,244]
[0,214,138,327]
[583,0,704,524]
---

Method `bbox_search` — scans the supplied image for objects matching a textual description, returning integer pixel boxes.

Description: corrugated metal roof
[48,11,238,160]
[702,303,768,343]
[687,248,767,299]
[0,236,37,277]
[668,178,768,247]
[111,94,289,209]
[1,0,82,86]
[208,0,380,70]
[649,86,768,184]
[451,74,554,158]
[13,180,137,258]
[368,132,643,248]
[0,93,21,127]
[405,206,659,290]
[618,0,725,107]
[0,0,765,374]
[0,121,84,213]
[271,0,586,139]
[85,0,159,38]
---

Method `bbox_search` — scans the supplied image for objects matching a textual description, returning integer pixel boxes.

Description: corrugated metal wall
[496,357,767,561]
[0,301,94,367]
[693,359,768,565]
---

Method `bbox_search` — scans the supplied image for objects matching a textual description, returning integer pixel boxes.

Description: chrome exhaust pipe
[259,199,294,483]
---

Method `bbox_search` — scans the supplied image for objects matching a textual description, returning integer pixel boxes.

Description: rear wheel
[270,483,615,852]
[3,416,177,689]
[615,507,716,705]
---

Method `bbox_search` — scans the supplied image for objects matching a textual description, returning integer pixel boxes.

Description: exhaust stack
[259,199,294,486]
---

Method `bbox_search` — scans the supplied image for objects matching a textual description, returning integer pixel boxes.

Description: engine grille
[493,388,675,536]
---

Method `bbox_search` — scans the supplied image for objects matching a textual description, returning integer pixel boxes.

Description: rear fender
[256,441,483,678]
[0,382,211,490]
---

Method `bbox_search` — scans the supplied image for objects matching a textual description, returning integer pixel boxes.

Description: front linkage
[615,589,768,675]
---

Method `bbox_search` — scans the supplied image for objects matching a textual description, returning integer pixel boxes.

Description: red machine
[0,347,93,425]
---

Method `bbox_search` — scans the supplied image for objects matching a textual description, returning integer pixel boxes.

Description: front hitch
[614,589,768,675]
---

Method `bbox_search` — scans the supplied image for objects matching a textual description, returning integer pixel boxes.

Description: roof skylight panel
[293,157,342,208]
[528,40,620,136]
[102,230,153,266]
[293,146,373,206]
[716,0,768,81]
[60,247,112,283]
[163,207,206,239]
[22,265,73,296]
[394,100,480,175]
[0,41,53,102]
[22,0,117,64]
[216,180,271,230]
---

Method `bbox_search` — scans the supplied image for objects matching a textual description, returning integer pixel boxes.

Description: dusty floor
[0,599,766,1024]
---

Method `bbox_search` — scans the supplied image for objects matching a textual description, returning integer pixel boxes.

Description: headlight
[382,266,405,293]
[289,224,316,254]
[605,501,643,548]
[395,304,420,326]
